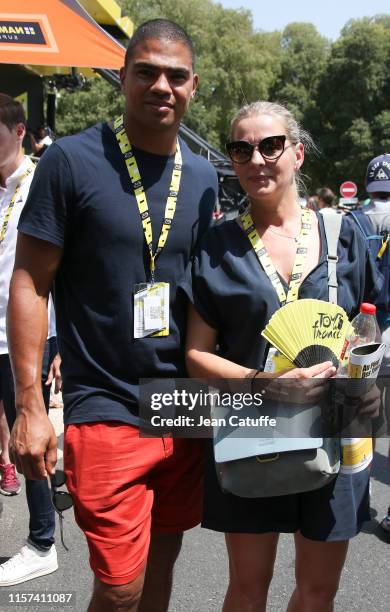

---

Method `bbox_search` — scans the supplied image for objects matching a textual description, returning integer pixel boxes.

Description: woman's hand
[279,361,336,380]
[256,361,336,404]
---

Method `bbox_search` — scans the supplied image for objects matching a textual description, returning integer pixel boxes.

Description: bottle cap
[360,302,376,315]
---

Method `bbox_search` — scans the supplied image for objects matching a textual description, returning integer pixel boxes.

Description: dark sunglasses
[49,470,73,551]
[226,135,287,164]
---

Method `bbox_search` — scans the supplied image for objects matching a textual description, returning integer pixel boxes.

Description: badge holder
[134,282,170,338]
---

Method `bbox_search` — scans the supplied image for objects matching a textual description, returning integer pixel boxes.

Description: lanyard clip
[150,256,156,284]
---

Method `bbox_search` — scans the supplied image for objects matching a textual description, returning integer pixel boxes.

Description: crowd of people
[0,17,389,612]
[306,185,382,215]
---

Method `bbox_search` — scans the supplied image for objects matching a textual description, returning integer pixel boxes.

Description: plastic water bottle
[338,303,381,376]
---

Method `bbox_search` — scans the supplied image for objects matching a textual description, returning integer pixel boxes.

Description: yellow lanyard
[240,207,311,305]
[0,161,34,246]
[114,115,182,282]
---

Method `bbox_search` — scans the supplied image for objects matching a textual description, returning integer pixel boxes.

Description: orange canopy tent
[0,0,125,69]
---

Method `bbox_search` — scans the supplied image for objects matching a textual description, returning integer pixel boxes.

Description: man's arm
[7,233,63,480]
[28,132,45,154]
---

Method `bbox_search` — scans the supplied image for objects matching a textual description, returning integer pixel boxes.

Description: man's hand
[9,410,57,480]
[356,383,381,419]
[45,352,62,394]
[345,383,381,420]
[337,381,381,438]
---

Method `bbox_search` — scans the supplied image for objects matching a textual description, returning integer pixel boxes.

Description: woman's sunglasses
[226,135,287,164]
[49,470,73,551]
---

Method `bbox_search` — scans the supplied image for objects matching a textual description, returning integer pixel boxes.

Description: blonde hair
[229,101,317,196]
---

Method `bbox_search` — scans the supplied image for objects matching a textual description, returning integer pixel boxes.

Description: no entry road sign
[340,181,358,198]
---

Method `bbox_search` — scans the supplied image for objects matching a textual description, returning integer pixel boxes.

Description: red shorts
[64,422,204,585]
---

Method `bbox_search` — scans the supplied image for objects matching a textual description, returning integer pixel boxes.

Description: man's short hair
[124,19,195,69]
[316,187,335,207]
[0,93,26,130]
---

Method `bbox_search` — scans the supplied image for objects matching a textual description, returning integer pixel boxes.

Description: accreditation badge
[263,347,294,373]
[134,282,170,338]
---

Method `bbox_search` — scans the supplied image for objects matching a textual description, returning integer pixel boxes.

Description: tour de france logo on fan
[311,311,345,339]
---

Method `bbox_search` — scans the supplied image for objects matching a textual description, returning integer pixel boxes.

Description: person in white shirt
[0,93,61,586]
[28,125,53,158]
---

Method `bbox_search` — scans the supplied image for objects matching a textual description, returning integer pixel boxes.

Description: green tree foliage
[57,0,280,147]
[268,23,329,192]
[333,118,373,182]
[373,111,390,151]
[54,4,390,195]
[315,16,390,192]
[56,78,124,137]
[270,23,329,123]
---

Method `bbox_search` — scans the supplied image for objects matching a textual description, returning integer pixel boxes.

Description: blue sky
[218,0,390,40]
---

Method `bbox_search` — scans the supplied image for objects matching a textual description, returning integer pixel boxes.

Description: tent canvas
[0,0,125,69]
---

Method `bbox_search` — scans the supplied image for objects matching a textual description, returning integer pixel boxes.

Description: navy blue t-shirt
[18,122,218,424]
[190,214,382,370]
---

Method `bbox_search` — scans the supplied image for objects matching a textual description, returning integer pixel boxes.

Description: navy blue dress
[190,213,380,540]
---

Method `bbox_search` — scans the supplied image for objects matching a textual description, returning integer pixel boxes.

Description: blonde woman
[186,102,379,611]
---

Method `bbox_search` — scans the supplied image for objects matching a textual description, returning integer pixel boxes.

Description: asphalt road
[0,408,389,612]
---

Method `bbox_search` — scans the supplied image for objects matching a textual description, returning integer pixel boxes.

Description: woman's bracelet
[246,369,262,394]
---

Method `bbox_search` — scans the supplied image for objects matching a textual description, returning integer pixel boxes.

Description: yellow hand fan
[262,299,351,368]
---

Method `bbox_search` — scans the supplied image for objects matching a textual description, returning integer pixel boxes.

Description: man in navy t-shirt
[8,19,217,611]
